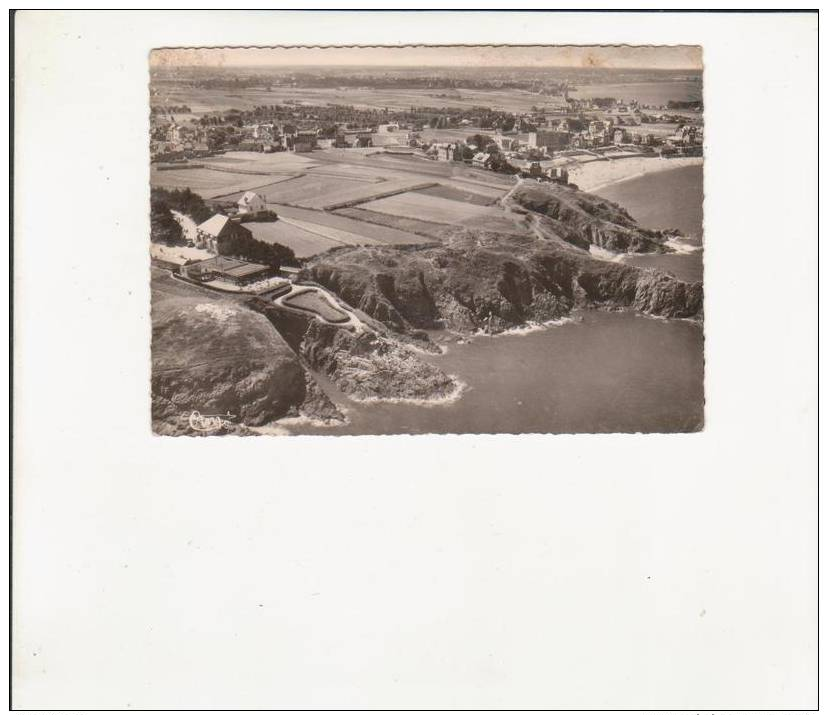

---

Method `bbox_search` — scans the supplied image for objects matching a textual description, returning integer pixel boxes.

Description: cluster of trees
[589,97,617,109]
[188,100,526,139]
[487,155,517,175]
[218,231,297,270]
[189,76,264,90]
[216,72,570,93]
[151,187,213,225]
[150,104,191,115]
[667,100,703,110]
[460,135,519,173]
[195,103,391,131]
[466,133,495,151]
[150,197,184,246]
[237,210,279,224]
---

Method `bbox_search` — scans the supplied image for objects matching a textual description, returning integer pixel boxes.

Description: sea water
[283,165,705,435]
[569,80,703,107]
[596,164,704,283]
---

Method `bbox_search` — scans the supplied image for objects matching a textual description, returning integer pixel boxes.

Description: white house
[237,191,266,215]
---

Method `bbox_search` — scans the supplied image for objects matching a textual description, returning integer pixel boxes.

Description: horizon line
[152,63,703,72]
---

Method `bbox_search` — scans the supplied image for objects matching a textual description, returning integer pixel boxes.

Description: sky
[150,45,702,71]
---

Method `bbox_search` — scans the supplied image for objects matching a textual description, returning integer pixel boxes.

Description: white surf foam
[589,245,626,262]
[473,316,577,339]
[665,237,703,254]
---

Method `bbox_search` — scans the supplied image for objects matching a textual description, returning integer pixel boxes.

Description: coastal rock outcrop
[249,298,457,402]
[511,182,677,253]
[302,228,702,336]
[151,296,342,435]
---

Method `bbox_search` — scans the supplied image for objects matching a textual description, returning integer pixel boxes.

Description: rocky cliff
[248,298,457,403]
[302,225,702,338]
[510,182,678,253]
[151,295,342,435]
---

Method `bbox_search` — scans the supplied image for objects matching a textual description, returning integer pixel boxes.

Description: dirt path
[171,209,199,242]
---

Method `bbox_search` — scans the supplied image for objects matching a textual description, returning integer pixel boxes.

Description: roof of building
[238,191,262,207]
[197,214,231,238]
[196,214,252,239]
[190,255,270,278]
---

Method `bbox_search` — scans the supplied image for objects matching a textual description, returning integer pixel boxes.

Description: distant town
[151,71,702,287]
[151,89,703,169]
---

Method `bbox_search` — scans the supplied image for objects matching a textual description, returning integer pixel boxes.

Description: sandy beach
[567,155,703,193]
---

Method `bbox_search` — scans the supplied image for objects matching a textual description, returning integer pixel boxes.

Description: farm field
[359,153,515,188]
[151,84,561,115]
[212,175,304,202]
[314,177,436,210]
[439,178,508,199]
[246,174,366,207]
[361,191,504,225]
[334,207,456,240]
[304,165,389,182]
[150,167,287,198]
[203,151,320,172]
[415,183,497,206]
[246,220,340,258]
[278,216,383,247]
[269,204,432,245]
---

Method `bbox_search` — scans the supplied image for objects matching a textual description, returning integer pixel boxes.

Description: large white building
[237,191,266,215]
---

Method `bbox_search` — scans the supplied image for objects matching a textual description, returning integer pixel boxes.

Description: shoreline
[568,155,703,194]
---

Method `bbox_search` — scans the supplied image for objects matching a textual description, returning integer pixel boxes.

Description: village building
[354,132,373,148]
[588,120,606,137]
[437,143,454,161]
[493,135,520,152]
[292,131,317,152]
[472,152,492,168]
[251,124,275,141]
[613,128,631,145]
[528,130,571,152]
[236,191,266,215]
[526,161,544,178]
[166,123,183,144]
[278,265,302,281]
[184,255,273,286]
[195,214,254,253]
[186,142,211,158]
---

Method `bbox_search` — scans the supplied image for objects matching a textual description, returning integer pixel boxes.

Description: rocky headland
[302,182,702,339]
[151,295,344,435]
[248,297,457,403]
[151,180,702,434]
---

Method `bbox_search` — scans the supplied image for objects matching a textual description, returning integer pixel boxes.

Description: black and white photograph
[150,45,705,436]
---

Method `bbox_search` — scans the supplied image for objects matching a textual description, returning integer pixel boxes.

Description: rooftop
[197,213,231,237]
[238,191,261,206]
[190,255,270,278]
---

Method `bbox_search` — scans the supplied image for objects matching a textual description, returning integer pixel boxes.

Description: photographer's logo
[187,410,236,433]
